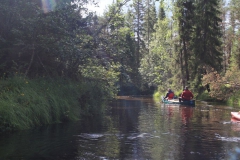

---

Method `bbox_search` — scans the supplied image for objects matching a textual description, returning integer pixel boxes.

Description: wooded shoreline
[1,0,240,131]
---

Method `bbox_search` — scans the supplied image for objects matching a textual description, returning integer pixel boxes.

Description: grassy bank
[0,76,115,132]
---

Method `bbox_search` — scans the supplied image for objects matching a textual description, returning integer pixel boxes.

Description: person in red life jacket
[164,88,174,100]
[179,86,194,102]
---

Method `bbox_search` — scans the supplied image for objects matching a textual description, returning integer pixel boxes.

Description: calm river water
[1,96,240,160]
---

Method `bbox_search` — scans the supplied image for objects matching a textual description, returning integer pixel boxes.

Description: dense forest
[1,0,240,130]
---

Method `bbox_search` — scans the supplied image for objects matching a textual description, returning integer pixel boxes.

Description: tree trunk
[183,39,189,82]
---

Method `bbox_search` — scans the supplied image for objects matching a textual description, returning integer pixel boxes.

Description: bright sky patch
[41,0,57,13]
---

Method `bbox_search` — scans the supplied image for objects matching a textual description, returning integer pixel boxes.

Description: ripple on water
[75,133,104,140]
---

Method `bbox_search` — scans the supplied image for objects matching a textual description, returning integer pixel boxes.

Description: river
[0,96,240,160]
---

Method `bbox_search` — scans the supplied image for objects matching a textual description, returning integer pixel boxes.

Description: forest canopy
[0,0,239,99]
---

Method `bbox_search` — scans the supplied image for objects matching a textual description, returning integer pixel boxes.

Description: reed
[0,76,103,131]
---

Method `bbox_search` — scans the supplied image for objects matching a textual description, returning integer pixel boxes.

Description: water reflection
[1,96,240,160]
[180,106,193,125]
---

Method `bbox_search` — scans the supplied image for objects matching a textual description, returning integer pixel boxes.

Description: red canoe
[231,112,240,120]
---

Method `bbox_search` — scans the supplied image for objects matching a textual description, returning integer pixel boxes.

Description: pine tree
[158,0,166,20]
[131,0,146,86]
[228,0,240,69]
[142,0,157,49]
[191,0,223,87]
[175,0,195,87]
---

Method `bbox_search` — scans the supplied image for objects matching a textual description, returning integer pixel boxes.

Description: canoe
[231,112,240,120]
[161,97,195,106]
[231,118,240,122]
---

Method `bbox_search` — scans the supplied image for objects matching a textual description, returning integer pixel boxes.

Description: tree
[175,0,195,88]
[132,0,145,67]
[158,0,166,20]
[191,0,223,88]
[142,0,157,49]
[0,0,99,79]
[140,18,172,87]
[90,1,137,90]
[227,0,240,69]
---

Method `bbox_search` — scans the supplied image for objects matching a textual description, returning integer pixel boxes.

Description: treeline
[139,0,224,96]
[0,0,119,81]
[0,0,226,96]
[0,0,152,95]
[96,0,240,103]
[1,0,240,131]
[93,0,240,103]
[0,0,122,131]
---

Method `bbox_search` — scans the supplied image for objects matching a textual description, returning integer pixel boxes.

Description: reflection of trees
[180,106,193,125]
[136,103,230,159]
[110,99,143,159]
[180,105,225,159]
[75,116,121,159]
[0,122,81,159]
[78,100,240,159]
[1,98,236,159]
[136,104,182,159]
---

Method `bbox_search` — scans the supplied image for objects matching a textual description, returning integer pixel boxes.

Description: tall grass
[0,76,115,132]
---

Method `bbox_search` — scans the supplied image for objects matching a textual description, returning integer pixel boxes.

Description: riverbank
[0,76,116,132]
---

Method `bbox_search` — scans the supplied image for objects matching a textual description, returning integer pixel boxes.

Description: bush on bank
[226,90,240,106]
[0,76,116,132]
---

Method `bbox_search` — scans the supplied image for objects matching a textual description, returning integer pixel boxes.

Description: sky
[88,0,231,16]
[87,0,114,15]
[41,0,230,15]
[41,0,114,14]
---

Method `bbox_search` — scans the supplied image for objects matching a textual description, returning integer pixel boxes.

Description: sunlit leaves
[140,18,172,86]
[80,59,120,98]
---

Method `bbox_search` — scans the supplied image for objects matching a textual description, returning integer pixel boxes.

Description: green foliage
[190,0,223,89]
[158,0,166,20]
[196,90,213,101]
[202,62,240,101]
[231,30,240,69]
[142,0,157,45]
[0,0,95,78]
[152,0,223,92]
[0,76,118,132]
[97,4,141,91]
[140,17,173,87]
[80,59,120,100]
[153,91,161,102]
[0,77,79,131]
[227,90,240,106]
[131,0,146,60]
